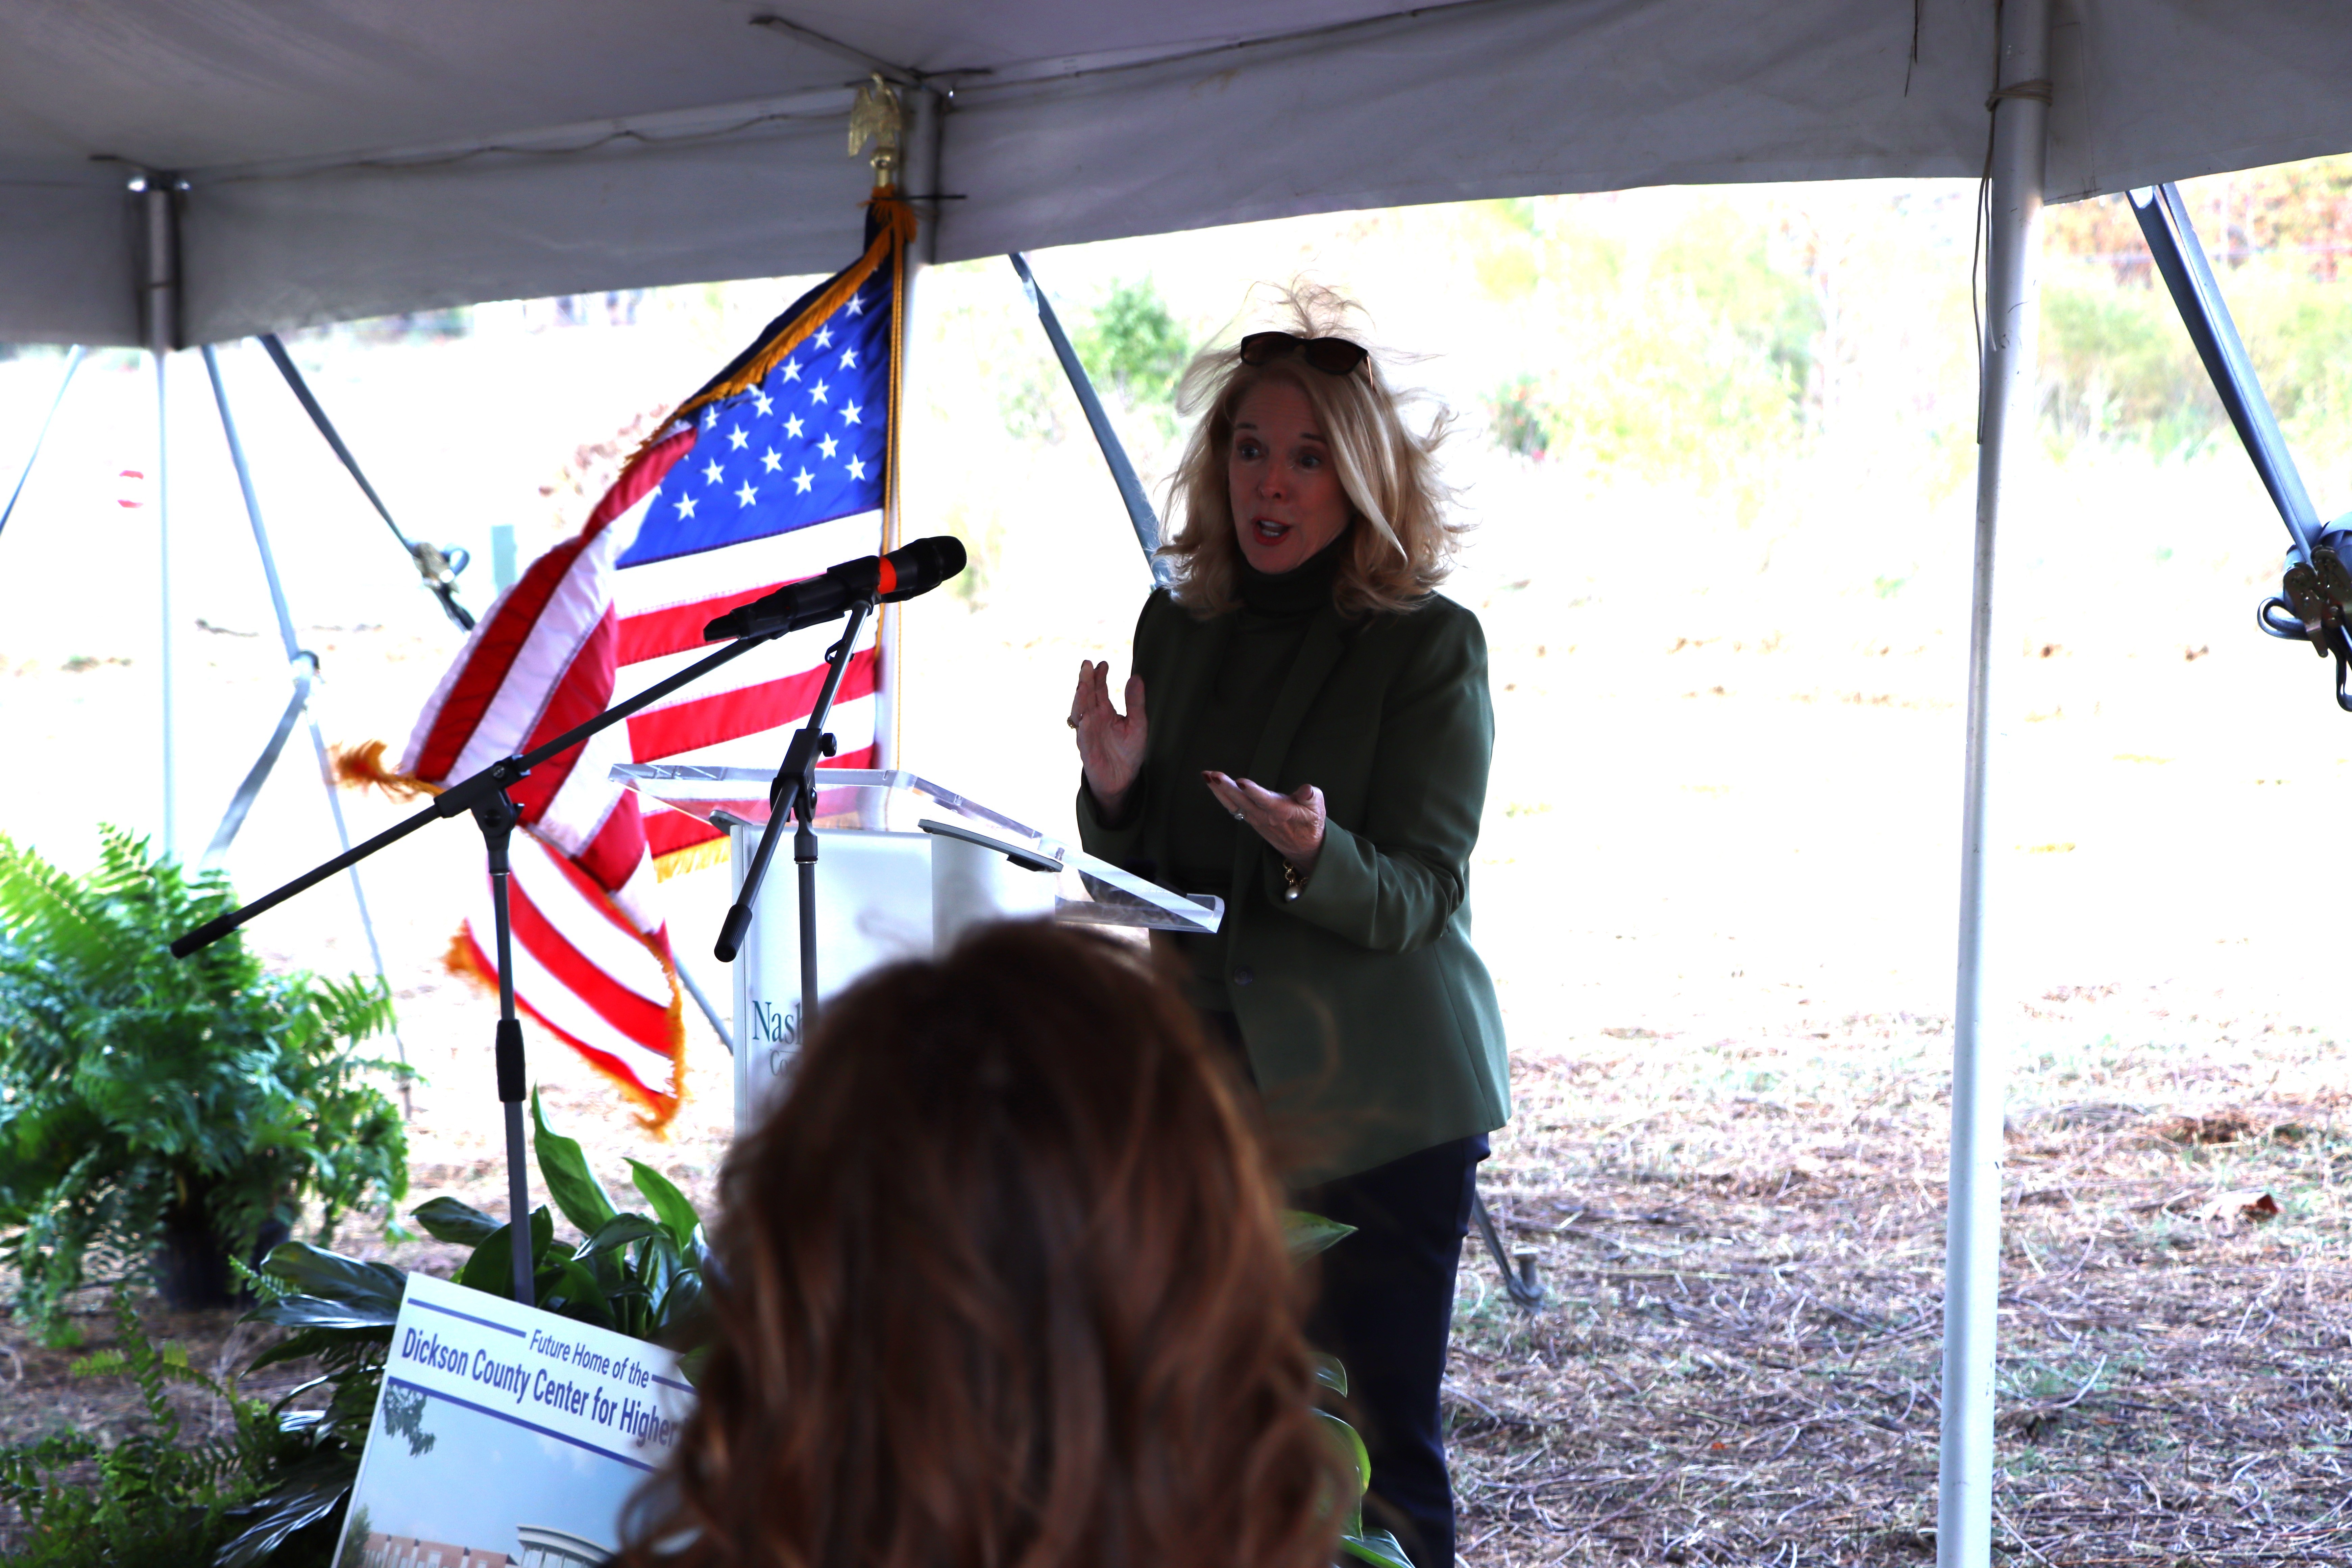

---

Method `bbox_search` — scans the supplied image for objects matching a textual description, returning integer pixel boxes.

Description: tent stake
[1942,3,2051,1564]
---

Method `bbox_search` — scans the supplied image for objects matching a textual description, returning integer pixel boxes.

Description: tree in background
[1075,277,1193,427]
[2041,154,2352,457]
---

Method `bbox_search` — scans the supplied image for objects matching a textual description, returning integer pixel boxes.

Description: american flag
[395,203,910,1122]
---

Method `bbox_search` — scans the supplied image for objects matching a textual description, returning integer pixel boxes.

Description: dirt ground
[1448,990,2352,1566]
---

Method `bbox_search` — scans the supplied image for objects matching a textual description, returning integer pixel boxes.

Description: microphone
[703,535,967,641]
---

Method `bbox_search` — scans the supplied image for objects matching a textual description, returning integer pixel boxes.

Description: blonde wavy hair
[1160,283,1462,618]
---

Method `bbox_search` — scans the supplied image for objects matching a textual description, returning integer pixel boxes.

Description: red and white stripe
[399,426,885,1119]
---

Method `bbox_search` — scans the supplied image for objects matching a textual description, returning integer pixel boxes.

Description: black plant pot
[157,1204,293,1311]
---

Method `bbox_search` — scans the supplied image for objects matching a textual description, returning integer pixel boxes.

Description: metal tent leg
[1940,3,2052,1564]
[202,343,415,1111]
[142,179,179,861]
[0,345,84,541]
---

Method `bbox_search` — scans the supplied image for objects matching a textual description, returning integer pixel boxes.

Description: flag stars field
[618,262,891,570]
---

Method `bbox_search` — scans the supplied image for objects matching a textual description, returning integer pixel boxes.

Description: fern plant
[0,829,408,1335]
[0,1289,291,1566]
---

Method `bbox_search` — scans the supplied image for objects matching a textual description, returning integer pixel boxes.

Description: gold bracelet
[1281,860,1307,902]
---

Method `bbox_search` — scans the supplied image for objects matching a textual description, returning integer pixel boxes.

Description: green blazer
[1078,588,1509,1183]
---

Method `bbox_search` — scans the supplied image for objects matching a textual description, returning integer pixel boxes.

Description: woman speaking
[1071,286,1508,1568]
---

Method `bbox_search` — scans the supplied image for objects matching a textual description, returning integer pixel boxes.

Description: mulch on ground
[1448,991,2352,1566]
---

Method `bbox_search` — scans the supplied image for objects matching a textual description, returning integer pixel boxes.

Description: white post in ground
[141,177,180,859]
[1940,3,2051,1564]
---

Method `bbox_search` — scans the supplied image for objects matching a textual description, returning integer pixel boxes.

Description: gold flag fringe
[653,835,732,882]
[333,739,437,801]
[442,925,686,1134]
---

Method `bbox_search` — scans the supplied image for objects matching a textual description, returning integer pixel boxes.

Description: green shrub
[2040,255,2352,461]
[1075,277,1191,412]
[0,829,407,1335]
[1527,203,1821,496]
[0,1290,294,1567]
[1486,376,1552,460]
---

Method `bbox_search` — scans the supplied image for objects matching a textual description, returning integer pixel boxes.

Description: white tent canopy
[5,0,2352,344]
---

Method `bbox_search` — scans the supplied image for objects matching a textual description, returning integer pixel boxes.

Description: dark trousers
[1297,1134,1486,1568]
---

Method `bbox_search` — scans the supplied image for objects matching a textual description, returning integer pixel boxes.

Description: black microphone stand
[713,596,873,1045]
[171,624,790,1306]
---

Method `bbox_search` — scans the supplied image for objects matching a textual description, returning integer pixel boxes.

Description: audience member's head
[622,920,1343,1568]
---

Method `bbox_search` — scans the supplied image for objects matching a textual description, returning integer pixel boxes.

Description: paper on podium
[610,765,1222,934]
[614,765,1222,1132]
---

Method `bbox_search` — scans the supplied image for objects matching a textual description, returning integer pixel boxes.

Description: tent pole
[142,179,181,861]
[0,345,85,541]
[876,84,945,776]
[200,343,415,1112]
[1941,4,2051,1565]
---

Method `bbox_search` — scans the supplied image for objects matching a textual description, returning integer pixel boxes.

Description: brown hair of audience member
[619,921,1344,1568]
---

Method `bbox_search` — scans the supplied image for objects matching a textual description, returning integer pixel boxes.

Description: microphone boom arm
[170,624,781,957]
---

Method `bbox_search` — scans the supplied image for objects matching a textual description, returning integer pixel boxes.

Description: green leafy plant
[212,1243,409,1567]
[0,829,408,1335]
[0,1289,292,1567]
[1285,1212,1415,1568]
[420,1090,710,1343]
[214,1090,711,1565]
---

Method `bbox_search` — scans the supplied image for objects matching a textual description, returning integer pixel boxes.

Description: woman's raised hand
[1070,660,1148,814]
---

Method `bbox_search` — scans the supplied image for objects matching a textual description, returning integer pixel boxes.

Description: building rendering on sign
[358,1536,512,1568]
[514,1524,613,1567]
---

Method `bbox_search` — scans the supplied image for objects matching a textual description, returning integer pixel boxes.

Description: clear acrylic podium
[611,765,1222,1130]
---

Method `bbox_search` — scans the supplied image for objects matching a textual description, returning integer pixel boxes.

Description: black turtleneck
[1162,530,1349,1002]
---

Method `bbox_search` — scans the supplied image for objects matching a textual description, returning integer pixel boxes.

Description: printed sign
[332,1270,696,1568]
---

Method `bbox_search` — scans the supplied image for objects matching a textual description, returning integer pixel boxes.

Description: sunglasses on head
[1237,331,1370,377]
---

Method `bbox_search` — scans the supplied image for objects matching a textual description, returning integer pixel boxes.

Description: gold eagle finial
[848,73,906,189]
